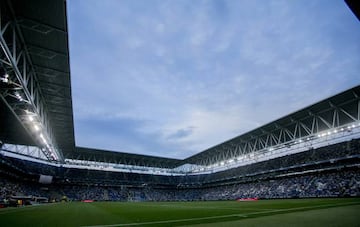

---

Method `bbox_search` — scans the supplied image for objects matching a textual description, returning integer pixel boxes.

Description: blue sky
[68,0,360,159]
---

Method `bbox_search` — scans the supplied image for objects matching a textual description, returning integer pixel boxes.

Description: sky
[68,0,360,159]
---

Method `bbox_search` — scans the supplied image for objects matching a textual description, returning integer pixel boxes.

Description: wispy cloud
[68,0,360,159]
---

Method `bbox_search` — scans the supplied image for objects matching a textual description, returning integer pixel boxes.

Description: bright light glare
[33,125,40,131]
[0,74,9,83]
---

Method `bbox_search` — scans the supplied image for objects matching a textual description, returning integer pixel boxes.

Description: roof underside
[70,147,183,169]
[0,0,75,153]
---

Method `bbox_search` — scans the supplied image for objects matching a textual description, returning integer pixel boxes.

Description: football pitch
[1,198,359,226]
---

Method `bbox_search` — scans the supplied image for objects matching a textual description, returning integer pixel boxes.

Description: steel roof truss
[0,15,61,161]
[339,107,357,121]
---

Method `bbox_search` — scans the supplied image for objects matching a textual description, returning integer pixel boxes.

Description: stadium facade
[0,0,360,202]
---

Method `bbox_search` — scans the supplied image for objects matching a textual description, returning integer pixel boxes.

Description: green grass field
[1,198,359,227]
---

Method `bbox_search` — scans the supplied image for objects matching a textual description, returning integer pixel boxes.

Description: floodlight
[39,133,47,144]
[33,124,40,131]
[0,73,9,83]
[0,66,9,83]
[28,115,34,122]
[14,92,23,101]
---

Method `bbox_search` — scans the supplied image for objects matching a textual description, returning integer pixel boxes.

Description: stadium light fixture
[0,65,9,83]
[14,91,23,101]
[0,73,9,83]
[28,115,34,122]
[33,124,40,131]
[39,133,47,144]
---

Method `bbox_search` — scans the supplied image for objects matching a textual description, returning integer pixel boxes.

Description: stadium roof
[0,0,75,154]
[1,0,359,169]
[184,85,360,166]
[70,147,182,169]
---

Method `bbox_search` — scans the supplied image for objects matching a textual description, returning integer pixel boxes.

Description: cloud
[68,0,360,159]
[167,127,195,140]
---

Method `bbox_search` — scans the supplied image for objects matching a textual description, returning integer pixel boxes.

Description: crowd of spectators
[0,139,359,203]
[1,168,359,202]
[198,169,360,200]
[0,176,52,202]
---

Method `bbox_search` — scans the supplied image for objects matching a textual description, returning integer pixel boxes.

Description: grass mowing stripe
[236,201,360,216]
[82,213,248,227]
[139,204,263,211]
[82,201,360,227]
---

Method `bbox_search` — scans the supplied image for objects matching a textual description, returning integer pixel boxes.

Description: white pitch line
[82,201,360,227]
[82,213,247,227]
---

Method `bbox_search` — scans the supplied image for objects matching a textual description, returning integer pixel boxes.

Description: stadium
[0,0,360,226]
